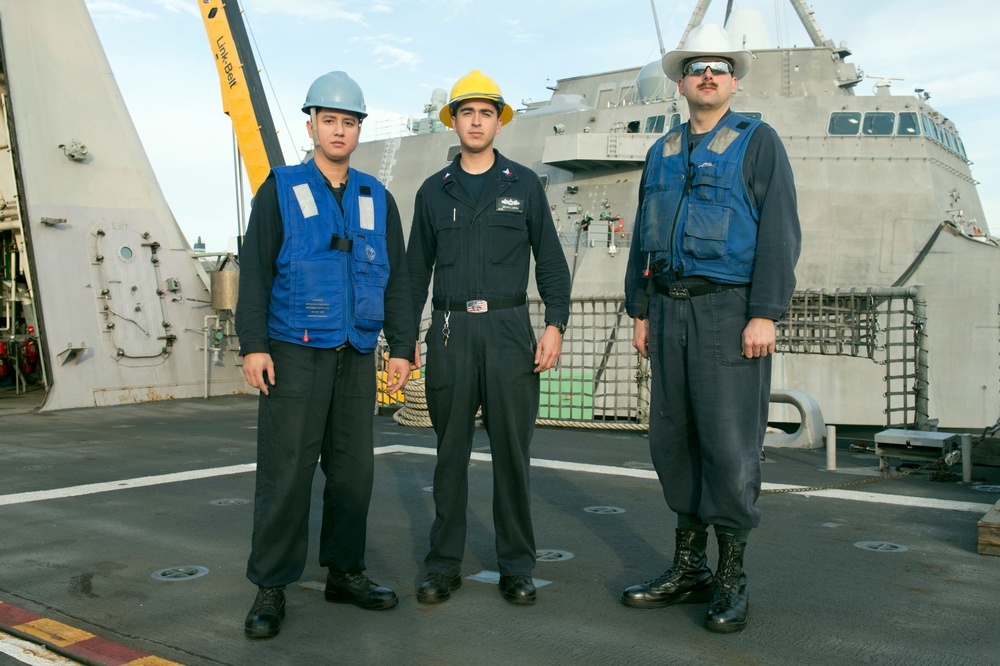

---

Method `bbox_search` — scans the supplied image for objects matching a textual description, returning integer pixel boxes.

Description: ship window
[618,84,637,105]
[119,246,134,262]
[597,87,615,109]
[896,112,919,135]
[828,112,861,135]
[669,114,681,129]
[538,174,549,190]
[921,114,945,144]
[645,115,666,133]
[446,145,461,161]
[741,112,763,120]
[862,112,894,135]
[943,129,959,153]
[956,136,968,159]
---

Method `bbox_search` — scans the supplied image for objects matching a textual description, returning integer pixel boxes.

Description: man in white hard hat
[407,70,571,606]
[237,71,415,638]
[622,24,801,633]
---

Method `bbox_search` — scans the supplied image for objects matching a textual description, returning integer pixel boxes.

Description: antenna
[866,74,903,96]
[649,0,666,56]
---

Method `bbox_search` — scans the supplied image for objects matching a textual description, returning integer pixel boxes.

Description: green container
[538,370,594,420]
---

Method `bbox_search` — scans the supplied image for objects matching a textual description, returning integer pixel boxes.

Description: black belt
[654,281,748,300]
[432,295,526,313]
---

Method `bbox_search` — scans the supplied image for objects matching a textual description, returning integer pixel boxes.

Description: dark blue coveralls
[407,150,571,577]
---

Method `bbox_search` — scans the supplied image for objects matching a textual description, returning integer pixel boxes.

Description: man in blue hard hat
[623,24,801,633]
[236,71,415,639]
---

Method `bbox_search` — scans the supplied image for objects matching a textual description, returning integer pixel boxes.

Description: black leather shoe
[324,571,398,610]
[244,586,285,639]
[417,572,462,604]
[622,529,714,609]
[498,575,536,605]
[705,534,749,633]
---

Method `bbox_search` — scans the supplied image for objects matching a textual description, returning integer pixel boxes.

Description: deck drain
[210,498,250,506]
[854,541,908,553]
[584,506,625,515]
[151,566,209,581]
[536,549,574,562]
[973,485,1000,493]
[623,461,655,470]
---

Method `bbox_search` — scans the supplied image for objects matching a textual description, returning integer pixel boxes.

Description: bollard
[826,425,837,471]
[961,433,972,484]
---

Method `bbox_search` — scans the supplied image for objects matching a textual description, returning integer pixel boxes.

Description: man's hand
[534,325,563,373]
[242,352,275,395]
[633,318,649,359]
[386,357,411,393]
[742,317,776,358]
[411,341,422,371]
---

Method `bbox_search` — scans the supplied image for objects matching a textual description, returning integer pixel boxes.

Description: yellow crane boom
[198,0,284,194]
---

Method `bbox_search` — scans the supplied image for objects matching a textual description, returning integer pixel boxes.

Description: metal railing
[378,286,927,430]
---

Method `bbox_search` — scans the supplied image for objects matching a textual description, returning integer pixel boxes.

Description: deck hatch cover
[152,566,209,581]
[854,541,908,553]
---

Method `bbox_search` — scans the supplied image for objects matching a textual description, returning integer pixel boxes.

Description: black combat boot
[621,529,714,608]
[244,586,285,639]
[705,533,749,633]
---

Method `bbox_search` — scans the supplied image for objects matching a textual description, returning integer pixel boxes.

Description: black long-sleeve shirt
[625,113,801,321]
[236,171,415,361]
[407,151,571,334]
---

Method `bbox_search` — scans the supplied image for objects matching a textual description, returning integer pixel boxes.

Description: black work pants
[423,305,539,576]
[646,286,770,530]
[246,339,377,588]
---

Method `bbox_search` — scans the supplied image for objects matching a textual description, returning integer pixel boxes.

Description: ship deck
[1,394,998,665]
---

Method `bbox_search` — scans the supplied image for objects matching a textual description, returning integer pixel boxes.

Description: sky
[85,0,1000,253]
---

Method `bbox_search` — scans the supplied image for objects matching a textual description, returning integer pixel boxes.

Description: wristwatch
[546,321,567,335]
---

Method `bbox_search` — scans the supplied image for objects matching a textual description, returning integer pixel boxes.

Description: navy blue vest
[640,113,761,283]
[268,161,389,353]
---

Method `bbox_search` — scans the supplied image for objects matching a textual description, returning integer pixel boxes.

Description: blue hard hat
[302,71,367,119]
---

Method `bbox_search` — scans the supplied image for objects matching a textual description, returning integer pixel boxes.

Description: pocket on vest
[683,204,729,259]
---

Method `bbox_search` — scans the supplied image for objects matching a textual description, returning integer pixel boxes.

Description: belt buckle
[466,299,488,314]
[668,286,690,300]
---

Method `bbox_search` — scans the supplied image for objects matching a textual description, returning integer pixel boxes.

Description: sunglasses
[683,60,734,77]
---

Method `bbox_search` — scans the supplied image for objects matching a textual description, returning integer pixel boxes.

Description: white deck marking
[0,463,256,506]
[0,445,992,514]
[0,632,80,665]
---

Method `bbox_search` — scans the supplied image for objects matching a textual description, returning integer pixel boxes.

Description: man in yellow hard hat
[623,24,801,633]
[237,71,415,639]
[407,70,571,606]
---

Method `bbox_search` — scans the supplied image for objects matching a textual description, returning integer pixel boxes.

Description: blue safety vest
[268,161,389,353]
[640,113,761,283]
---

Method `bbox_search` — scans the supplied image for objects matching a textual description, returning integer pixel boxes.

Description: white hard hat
[661,23,753,81]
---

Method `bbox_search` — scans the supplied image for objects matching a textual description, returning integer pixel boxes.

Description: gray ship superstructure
[350,1,999,431]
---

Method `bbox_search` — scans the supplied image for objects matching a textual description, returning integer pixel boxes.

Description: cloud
[372,44,421,70]
[154,0,199,18]
[243,0,367,25]
[501,18,536,45]
[84,1,157,21]
[351,34,421,70]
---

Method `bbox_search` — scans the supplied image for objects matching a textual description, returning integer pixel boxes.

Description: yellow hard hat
[439,70,514,128]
